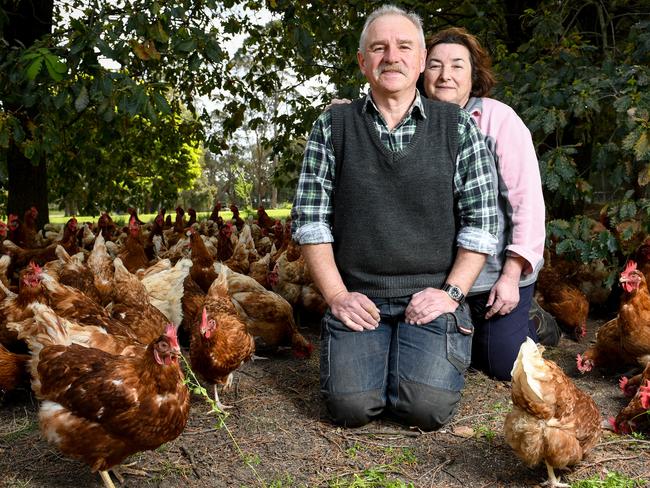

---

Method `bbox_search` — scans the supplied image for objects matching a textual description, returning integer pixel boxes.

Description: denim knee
[390,380,461,431]
[323,389,386,428]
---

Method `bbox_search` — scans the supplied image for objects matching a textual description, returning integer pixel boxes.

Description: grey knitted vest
[330,97,460,297]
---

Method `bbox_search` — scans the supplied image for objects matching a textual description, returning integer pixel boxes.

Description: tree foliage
[1,0,649,281]
[0,0,233,219]
[230,0,649,281]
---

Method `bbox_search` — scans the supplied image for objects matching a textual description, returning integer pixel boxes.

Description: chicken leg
[541,461,570,488]
[212,383,232,412]
[99,470,116,488]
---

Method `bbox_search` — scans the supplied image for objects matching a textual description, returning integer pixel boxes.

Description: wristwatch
[442,283,465,304]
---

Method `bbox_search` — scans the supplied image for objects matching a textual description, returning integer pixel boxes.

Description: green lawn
[48,207,293,226]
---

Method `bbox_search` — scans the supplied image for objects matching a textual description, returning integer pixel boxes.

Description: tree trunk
[502,0,536,51]
[3,0,54,228]
[271,186,278,208]
[7,143,50,228]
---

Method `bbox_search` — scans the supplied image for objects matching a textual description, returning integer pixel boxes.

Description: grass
[571,470,648,487]
[148,459,192,483]
[0,417,39,443]
[475,424,497,442]
[267,474,300,488]
[48,207,293,226]
[327,446,418,488]
[1,475,33,487]
[327,468,415,488]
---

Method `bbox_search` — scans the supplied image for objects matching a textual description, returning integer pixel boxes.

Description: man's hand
[330,291,380,331]
[405,287,458,325]
[485,274,520,319]
[325,98,352,110]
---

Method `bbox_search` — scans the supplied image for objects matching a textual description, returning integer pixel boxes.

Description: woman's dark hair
[425,27,496,98]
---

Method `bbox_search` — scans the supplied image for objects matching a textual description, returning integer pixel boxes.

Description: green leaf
[0,124,9,148]
[25,58,43,80]
[152,92,171,115]
[174,39,197,52]
[53,91,68,109]
[75,86,89,112]
[634,131,650,160]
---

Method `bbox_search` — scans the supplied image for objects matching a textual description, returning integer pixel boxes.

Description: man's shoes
[529,298,561,346]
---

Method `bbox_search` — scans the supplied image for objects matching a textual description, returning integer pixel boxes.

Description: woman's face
[423,43,473,107]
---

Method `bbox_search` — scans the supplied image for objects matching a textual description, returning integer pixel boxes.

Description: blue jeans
[320,296,473,430]
[468,283,538,381]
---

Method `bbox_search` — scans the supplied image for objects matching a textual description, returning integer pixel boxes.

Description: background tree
[0,0,234,224]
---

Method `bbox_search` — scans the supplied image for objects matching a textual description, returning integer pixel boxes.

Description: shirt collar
[362,90,427,120]
[464,97,483,117]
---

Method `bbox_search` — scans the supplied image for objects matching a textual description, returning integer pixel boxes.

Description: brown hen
[576,318,633,374]
[12,316,188,488]
[617,260,650,368]
[505,338,601,488]
[117,216,148,273]
[188,227,218,293]
[0,263,49,350]
[109,258,169,344]
[611,362,650,434]
[189,271,255,410]
[535,263,589,340]
[217,263,314,358]
[0,342,30,392]
[3,217,78,269]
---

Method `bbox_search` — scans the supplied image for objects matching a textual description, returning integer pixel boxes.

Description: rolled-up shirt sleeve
[454,110,499,255]
[291,111,335,245]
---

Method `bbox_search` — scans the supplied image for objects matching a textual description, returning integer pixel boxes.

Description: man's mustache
[374,64,406,76]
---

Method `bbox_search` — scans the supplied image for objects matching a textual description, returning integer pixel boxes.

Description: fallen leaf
[452,425,474,438]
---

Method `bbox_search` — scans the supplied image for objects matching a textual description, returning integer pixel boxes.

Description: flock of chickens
[0,203,649,487]
[0,203,323,487]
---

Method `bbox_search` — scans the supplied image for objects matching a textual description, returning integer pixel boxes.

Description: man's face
[357,14,425,98]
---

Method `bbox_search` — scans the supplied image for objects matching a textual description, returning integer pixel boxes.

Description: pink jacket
[465,97,546,293]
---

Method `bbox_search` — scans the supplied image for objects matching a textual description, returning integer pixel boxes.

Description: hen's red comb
[639,381,650,409]
[164,323,179,349]
[624,260,637,274]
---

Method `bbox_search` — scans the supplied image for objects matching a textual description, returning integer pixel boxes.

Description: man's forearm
[445,248,488,296]
[301,243,347,305]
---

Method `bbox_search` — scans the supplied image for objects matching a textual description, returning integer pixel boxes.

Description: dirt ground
[1,315,649,488]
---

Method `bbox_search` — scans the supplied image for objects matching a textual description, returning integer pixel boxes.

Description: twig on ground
[447,411,499,426]
[570,455,642,476]
[416,457,451,484]
[338,431,411,449]
[180,446,201,479]
[317,429,346,454]
[597,438,650,447]
[345,429,421,437]
[183,427,220,436]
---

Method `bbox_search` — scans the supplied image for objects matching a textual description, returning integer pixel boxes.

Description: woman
[422,27,547,380]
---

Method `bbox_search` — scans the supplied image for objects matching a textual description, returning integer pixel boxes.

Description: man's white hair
[358,5,425,53]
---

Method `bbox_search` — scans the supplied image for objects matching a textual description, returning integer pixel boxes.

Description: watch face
[444,284,464,302]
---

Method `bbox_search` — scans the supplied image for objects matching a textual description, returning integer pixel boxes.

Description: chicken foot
[210,383,232,412]
[109,462,150,484]
[541,461,570,488]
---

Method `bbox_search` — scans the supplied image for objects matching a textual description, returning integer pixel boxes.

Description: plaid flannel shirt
[291,92,498,255]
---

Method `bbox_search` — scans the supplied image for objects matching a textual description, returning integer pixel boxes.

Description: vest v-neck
[363,112,425,164]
